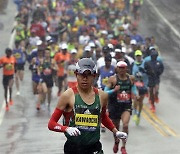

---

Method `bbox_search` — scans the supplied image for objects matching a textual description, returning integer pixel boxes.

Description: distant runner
[0,48,16,111]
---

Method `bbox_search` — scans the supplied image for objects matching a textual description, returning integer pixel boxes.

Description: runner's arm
[129,75,138,96]
[48,89,72,132]
[101,106,115,131]
[131,85,138,96]
[104,76,118,94]
[104,77,114,94]
[104,86,115,94]
[48,108,68,132]
[51,59,58,71]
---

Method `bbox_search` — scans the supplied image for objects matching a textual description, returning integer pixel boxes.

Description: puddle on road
[0,0,8,14]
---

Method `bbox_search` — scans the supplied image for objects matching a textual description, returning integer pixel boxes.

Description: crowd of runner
[0,0,164,153]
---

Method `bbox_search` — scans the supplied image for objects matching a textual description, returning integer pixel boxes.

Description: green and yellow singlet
[65,86,101,145]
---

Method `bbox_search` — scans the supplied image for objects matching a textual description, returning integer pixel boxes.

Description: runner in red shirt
[30,19,46,40]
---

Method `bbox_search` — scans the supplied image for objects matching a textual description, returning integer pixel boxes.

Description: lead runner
[48,58,127,154]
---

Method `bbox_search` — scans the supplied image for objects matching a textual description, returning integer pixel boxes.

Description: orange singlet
[0,56,16,75]
[54,52,70,77]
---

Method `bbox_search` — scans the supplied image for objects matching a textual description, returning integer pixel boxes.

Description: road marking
[144,1,180,136]
[0,102,6,125]
[8,23,16,48]
[143,105,177,136]
[146,0,180,39]
[142,105,178,137]
[0,22,16,126]
[141,111,168,136]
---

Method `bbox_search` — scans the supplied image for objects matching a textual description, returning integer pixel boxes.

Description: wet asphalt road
[0,0,180,154]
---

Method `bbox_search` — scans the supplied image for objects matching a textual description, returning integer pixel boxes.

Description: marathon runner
[48,58,127,154]
[13,40,26,95]
[132,50,148,125]
[0,48,17,111]
[105,61,138,154]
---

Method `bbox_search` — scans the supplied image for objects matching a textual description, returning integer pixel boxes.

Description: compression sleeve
[101,106,115,131]
[48,108,68,132]
[104,86,115,94]
[131,85,138,96]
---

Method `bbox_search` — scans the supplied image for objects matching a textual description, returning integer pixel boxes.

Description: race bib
[117,91,131,102]
[14,53,21,59]
[43,68,52,75]
[5,63,13,70]
[102,77,108,86]
[75,114,98,127]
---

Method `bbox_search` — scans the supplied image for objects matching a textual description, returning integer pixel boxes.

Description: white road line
[8,24,16,48]
[146,0,180,39]
[0,102,6,125]
[0,22,16,126]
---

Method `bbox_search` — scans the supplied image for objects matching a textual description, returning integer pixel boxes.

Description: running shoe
[6,104,9,111]
[132,114,138,122]
[150,105,156,113]
[36,103,40,110]
[135,116,140,126]
[9,100,14,105]
[133,115,140,125]
[113,143,119,153]
[121,147,127,154]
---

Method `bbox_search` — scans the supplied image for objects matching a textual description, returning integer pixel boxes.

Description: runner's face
[105,60,111,68]
[45,50,50,58]
[135,55,142,62]
[62,49,67,54]
[117,66,127,75]
[71,53,76,59]
[76,70,95,89]
[6,51,12,57]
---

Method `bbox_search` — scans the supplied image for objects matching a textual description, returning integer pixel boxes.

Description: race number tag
[117,91,131,102]
[102,77,108,86]
[75,114,98,127]
[5,63,13,70]
[14,53,21,59]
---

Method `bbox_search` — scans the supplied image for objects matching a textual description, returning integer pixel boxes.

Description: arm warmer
[48,108,68,132]
[104,86,115,94]
[131,85,138,96]
[101,106,115,131]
